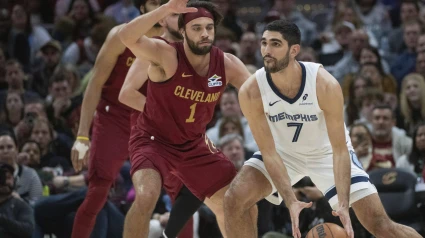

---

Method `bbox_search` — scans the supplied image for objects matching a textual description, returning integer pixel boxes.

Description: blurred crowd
[0,0,425,237]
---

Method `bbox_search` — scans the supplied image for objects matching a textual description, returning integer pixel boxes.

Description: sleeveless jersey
[101,47,135,111]
[136,42,226,145]
[255,62,353,160]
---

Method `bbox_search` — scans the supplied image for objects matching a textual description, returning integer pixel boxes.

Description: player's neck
[270,61,302,90]
[183,43,210,77]
[146,26,163,38]
[161,33,181,43]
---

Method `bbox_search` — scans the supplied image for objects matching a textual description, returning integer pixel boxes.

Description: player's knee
[224,185,251,212]
[133,187,160,213]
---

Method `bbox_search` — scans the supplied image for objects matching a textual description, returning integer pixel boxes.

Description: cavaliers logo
[126,57,135,67]
[382,171,397,185]
[205,134,218,154]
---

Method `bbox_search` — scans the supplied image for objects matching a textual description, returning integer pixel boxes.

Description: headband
[183,7,214,26]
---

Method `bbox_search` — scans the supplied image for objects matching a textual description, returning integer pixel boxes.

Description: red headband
[183,7,214,26]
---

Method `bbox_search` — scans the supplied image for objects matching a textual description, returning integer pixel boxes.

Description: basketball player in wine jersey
[224,20,422,238]
[118,0,256,237]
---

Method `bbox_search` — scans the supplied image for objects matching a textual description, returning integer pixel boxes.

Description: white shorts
[244,151,377,210]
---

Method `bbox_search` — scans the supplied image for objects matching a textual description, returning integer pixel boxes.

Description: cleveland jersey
[255,62,354,160]
[135,42,226,145]
[101,47,135,111]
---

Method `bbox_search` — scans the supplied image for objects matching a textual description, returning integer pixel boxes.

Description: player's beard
[185,32,213,55]
[167,25,183,40]
[263,50,290,73]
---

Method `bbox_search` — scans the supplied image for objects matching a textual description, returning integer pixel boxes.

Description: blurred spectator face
[211,0,229,15]
[384,93,398,111]
[221,138,244,170]
[353,77,368,98]
[42,47,61,69]
[0,135,17,166]
[30,120,52,151]
[24,102,47,119]
[360,48,378,64]
[11,5,27,29]
[21,142,41,167]
[335,26,352,48]
[273,0,295,14]
[71,0,89,21]
[403,23,421,51]
[240,32,258,56]
[416,53,425,76]
[417,35,425,53]
[223,121,238,135]
[360,98,380,122]
[0,168,14,196]
[360,65,382,89]
[0,8,10,36]
[6,92,23,114]
[400,2,418,23]
[372,108,394,139]
[50,80,72,100]
[220,91,241,117]
[350,30,368,59]
[350,125,371,157]
[5,62,25,90]
[342,8,355,23]
[415,125,425,151]
[144,0,161,13]
[404,77,421,104]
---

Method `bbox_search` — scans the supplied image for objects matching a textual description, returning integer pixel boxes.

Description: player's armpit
[224,53,251,90]
[119,58,149,111]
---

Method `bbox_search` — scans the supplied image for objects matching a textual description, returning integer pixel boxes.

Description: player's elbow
[117,26,135,48]
[118,88,130,105]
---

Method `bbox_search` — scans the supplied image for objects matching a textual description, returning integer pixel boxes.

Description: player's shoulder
[316,65,341,94]
[239,72,261,101]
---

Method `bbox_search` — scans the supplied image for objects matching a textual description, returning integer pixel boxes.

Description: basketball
[306,223,348,238]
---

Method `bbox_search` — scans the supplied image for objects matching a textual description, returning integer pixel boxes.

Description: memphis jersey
[255,62,354,160]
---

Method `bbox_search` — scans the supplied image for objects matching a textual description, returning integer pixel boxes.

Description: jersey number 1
[287,123,303,142]
[186,103,197,123]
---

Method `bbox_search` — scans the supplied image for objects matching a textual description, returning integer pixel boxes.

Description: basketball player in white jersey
[223,20,422,238]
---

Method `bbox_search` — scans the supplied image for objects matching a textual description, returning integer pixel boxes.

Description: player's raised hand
[165,0,198,14]
[333,207,354,238]
[289,200,313,238]
[71,137,90,172]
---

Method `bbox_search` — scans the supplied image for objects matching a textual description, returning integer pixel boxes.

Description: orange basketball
[306,223,348,238]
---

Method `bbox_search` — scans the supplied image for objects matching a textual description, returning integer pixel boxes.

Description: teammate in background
[224,20,422,238]
[118,0,255,237]
[70,1,200,237]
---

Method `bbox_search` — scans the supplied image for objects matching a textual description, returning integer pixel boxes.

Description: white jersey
[255,62,353,160]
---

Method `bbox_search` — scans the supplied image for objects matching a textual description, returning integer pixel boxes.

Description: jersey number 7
[287,123,303,142]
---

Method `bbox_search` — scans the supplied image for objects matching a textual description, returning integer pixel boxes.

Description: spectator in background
[56,0,101,19]
[356,88,384,126]
[0,60,40,107]
[353,0,392,40]
[211,0,243,40]
[399,73,425,136]
[207,86,258,152]
[359,45,390,74]
[345,74,373,126]
[417,52,425,78]
[0,131,43,205]
[62,64,82,96]
[0,48,6,90]
[388,0,419,55]
[8,4,51,72]
[31,40,63,98]
[271,0,317,46]
[332,29,369,83]
[238,32,262,69]
[218,133,245,171]
[0,92,24,128]
[218,116,244,140]
[27,0,54,26]
[391,20,422,86]
[0,162,35,238]
[214,26,237,55]
[0,7,10,51]
[397,122,425,179]
[18,140,41,169]
[350,123,374,171]
[104,0,139,24]
[296,47,317,63]
[360,62,397,94]
[417,34,425,53]
[52,16,76,50]
[370,105,412,171]
[66,0,99,41]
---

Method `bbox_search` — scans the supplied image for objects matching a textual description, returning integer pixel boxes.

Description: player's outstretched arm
[224,53,251,90]
[119,58,150,111]
[118,0,196,63]
[317,67,354,238]
[239,76,312,238]
[71,25,126,172]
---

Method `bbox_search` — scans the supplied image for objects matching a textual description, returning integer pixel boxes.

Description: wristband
[77,136,90,141]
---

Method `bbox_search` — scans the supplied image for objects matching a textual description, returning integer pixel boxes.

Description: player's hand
[289,200,313,238]
[165,0,198,14]
[332,206,354,238]
[71,138,90,172]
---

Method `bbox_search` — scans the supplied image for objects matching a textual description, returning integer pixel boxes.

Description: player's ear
[158,18,166,27]
[290,44,301,59]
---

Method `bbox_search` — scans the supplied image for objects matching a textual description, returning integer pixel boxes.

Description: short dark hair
[178,1,223,30]
[49,71,69,87]
[134,0,168,14]
[0,130,18,147]
[264,20,301,47]
[5,59,23,71]
[372,104,395,118]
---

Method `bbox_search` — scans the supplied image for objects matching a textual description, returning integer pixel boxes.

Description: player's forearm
[263,153,298,205]
[119,88,146,112]
[333,150,351,208]
[118,4,171,46]
[69,174,87,187]
[77,81,103,137]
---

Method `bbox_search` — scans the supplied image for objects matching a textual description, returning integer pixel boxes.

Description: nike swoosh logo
[269,100,281,106]
[182,72,193,78]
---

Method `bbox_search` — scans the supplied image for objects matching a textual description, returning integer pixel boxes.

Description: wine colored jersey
[135,42,226,145]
